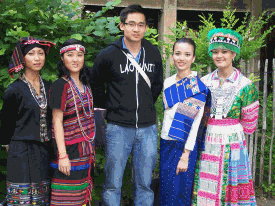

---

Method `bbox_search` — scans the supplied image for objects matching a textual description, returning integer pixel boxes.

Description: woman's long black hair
[57,39,89,85]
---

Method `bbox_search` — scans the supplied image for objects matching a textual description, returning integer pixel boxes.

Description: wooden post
[165,56,170,79]
[207,66,211,74]
[252,60,260,181]
[259,59,268,197]
[160,0,177,79]
[268,58,275,186]
[240,59,245,74]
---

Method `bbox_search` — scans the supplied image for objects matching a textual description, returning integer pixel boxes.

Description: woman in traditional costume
[50,39,95,206]
[192,28,259,205]
[0,37,55,205]
[160,38,210,205]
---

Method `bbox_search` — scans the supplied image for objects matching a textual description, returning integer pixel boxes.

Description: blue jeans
[102,123,158,206]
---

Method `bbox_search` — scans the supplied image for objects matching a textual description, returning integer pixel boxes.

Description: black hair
[57,39,89,85]
[120,4,147,24]
[172,38,196,56]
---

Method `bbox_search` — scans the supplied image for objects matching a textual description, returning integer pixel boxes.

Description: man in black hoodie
[90,4,163,205]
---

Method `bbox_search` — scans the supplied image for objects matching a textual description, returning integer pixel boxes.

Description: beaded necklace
[70,77,93,118]
[20,74,48,142]
[66,78,95,142]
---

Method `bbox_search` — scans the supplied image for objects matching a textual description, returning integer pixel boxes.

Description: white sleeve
[184,104,205,151]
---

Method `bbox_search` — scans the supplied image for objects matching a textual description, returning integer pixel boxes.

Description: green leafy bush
[162,2,275,74]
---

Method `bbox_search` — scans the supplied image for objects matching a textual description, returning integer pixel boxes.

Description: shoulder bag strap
[121,50,151,88]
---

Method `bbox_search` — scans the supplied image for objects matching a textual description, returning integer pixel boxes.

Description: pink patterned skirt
[192,118,256,206]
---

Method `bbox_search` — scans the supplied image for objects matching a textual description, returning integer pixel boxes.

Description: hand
[176,152,189,175]
[58,156,71,176]
[5,145,9,152]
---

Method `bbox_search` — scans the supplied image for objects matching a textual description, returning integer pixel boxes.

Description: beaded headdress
[208,28,242,59]
[59,39,86,55]
[8,36,55,77]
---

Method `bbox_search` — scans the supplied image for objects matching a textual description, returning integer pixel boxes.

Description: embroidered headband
[8,36,55,78]
[208,28,242,59]
[60,44,86,55]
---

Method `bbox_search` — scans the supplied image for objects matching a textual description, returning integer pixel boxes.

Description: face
[212,48,236,70]
[24,47,45,72]
[120,12,148,43]
[61,50,84,75]
[173,42,195,72]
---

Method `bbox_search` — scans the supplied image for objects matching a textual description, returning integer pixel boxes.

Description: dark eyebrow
[127,20,145,24]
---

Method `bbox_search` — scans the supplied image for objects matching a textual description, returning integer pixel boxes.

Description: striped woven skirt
[6,140,50,206]
[192,118,256,206]
[50,155,94,206]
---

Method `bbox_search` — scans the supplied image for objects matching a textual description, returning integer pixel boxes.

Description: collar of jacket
[111,36,146,50]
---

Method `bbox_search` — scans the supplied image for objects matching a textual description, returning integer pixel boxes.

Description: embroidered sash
[163,76,209,144]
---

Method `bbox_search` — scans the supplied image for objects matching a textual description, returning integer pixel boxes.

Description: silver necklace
[209,73,242,119]
[21,74,47,109]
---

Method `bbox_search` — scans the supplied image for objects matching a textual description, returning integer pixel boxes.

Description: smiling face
[173,42,195,73]
[212,48,236,70]
[61,50,84,75]
[120,12,148,44]
[24,47,45,72]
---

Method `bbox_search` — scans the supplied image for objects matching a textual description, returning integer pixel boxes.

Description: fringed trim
[8,64,24,78]
[85,154,93,205]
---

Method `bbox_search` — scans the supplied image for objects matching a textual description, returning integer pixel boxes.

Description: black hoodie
[89,37,163,128]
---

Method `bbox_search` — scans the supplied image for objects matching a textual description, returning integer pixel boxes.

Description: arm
[0,86,18,147]
[50,79,71,175]
[176,105,205,175]
[240,83,259,134]
[52,108,71,176]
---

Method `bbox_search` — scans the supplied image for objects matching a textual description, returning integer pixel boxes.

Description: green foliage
[163,1,274,73]
[91,147,105,201]
[188,14,216,71]
[262,183,275,197]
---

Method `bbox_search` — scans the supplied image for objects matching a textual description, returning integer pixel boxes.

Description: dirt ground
[256,197,275,206]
